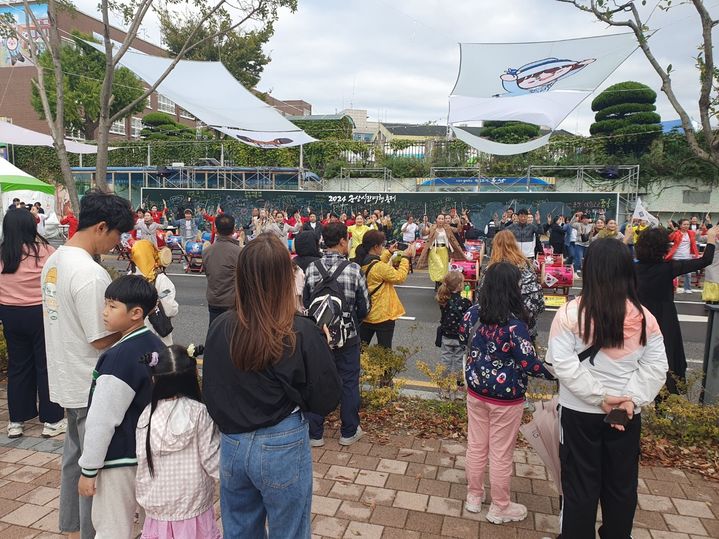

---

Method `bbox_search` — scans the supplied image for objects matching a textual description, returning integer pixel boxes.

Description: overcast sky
[255,0,717,134]
[78,0,718,135]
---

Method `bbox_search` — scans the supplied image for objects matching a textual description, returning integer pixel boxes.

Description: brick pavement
[0,391,718,538]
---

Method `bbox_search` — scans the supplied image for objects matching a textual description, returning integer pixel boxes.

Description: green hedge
[591,81,657,111]
[594,102,657,122]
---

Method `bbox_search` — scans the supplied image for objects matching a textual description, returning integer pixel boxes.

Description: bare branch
[110,0,156,67]
[109,0,268,123]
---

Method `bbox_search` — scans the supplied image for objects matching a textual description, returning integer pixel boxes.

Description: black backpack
[306,260,352,349]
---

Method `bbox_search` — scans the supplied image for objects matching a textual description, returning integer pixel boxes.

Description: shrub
[644,393,719,446]
[360,345,411,408]
[0,327,7,374]
[416,360,461,398]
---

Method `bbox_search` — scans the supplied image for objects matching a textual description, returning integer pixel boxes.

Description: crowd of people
[0,192,715,538]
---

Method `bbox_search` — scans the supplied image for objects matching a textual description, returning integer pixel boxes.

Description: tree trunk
[56,144,81,213]
[94,123,111,192]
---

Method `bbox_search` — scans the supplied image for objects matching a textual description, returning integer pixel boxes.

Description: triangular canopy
[89,43,315,148]
[449,33,638,155]
[0,120,112,154]
[0,156,55,194]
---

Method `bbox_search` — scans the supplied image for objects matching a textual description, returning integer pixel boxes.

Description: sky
[76,0,718,136]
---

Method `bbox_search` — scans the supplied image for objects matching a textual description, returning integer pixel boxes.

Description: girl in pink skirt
[136,344,222,539]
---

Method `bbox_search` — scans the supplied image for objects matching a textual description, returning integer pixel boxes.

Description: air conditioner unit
[171,162,185,168]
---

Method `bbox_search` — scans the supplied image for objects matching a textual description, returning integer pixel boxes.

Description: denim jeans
[573,244,587,272]
[219,412,312,539]
[682,273,692,291]
[307,342,361,439]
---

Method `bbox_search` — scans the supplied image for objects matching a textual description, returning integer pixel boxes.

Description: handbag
[435,325,443,347]
[148,291,173,337]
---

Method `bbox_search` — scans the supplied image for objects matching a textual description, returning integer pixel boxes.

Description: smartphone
[395,242,409,250]
[604,408,629,427]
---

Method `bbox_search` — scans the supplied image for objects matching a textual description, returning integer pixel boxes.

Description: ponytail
[436,283,452,307]
[436,271,464,307]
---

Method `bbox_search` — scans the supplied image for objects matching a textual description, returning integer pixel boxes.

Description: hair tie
[148,352,159,368]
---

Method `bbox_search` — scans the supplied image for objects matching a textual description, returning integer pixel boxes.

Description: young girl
[136,344,221,539]
[459,262,553,524]
[436,271,472,393]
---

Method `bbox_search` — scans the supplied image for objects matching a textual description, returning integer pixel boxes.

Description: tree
[481,121,541,144]
[140,112,195,140]
[30,34,147,140]
[557,0,719,170]
[590,81,662,155]
[159,12,275,89]
[0,0,296,212]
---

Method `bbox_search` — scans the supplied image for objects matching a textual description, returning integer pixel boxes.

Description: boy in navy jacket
[78,275,165,538]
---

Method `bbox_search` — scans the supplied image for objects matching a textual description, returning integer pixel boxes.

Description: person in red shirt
[60,208,79,239]
[201,207,222,243]
[150,203,168,224]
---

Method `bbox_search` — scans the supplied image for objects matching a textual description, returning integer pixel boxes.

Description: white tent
[448,33,638,155]
[0,120,111,154]
[89,43,315,149]
[0,156,56,220]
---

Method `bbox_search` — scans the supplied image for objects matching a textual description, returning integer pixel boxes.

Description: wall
[141,187,619,229]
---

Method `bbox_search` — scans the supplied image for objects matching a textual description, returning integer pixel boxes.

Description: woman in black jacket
[203,233,341,539]
[293,230,322,272]
[544,215,566,255]
[634,225,718,393]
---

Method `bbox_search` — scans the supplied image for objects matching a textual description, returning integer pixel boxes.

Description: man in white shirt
[401,215,419,243]
[42,190,134,539]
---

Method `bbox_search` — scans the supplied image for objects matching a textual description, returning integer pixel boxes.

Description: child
[458,262,553,524]
[436,271,472,393]
[136,344,221,539]
[78,275,165,538]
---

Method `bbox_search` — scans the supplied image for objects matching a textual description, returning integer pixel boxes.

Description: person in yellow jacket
[353,230,415,348]
[347,214,370,260]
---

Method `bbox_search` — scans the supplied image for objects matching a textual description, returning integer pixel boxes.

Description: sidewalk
[0,401,718,537]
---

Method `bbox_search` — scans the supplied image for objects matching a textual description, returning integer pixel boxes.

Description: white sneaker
[464,492,486,513]
[42,419,67,438]
[339,426,364,446]
[486,501,528,524]
[685,289,695,294]
[7,422,23,438]
[676,289,685,294]
[309,437,325,448]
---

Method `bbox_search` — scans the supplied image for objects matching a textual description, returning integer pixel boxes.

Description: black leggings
[359,320,396,348]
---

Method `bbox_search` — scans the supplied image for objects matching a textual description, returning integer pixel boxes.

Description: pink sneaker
[464,492,485,513]
[486,502,528,524]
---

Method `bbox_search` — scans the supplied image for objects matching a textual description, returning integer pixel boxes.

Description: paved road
[104,257,710,386]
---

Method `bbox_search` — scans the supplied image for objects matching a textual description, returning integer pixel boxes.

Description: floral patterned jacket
[459,306,554,405]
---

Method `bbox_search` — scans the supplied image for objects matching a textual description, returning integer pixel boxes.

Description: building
[340,108,379,142]
[264,95,312,117]
[0,1,198,140]
[377,122,448,144]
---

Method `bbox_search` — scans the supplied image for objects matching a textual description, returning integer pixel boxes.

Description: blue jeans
[219,412,312,539]
[682,273,692,291]
[307,342,360,439]
[573,244,587,272]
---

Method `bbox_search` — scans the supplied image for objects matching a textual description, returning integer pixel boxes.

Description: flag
[632,197,659,227]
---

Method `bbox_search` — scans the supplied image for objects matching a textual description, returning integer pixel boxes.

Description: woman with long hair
[136,344,221,539]
[353,230,412,349]
[633,225,717,393]
[481,230,545,339]
[415,214,465,287]
[202,233,341,538]
[546,239,668,537]
[594,218,624,241]
[0,209,65,438]
[460,263,553,523]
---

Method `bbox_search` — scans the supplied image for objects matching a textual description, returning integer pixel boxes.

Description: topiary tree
[590,81,662,155]
[481,121,541,144]
[140,112,196,141]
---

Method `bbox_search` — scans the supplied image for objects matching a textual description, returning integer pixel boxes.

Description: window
[683,190,711,205]
[109,119,126,135]
[131,117,142,139]
[157,94,175,114]
[179,108,195,120]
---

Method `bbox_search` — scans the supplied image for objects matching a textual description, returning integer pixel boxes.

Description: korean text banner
[449,33,638,154]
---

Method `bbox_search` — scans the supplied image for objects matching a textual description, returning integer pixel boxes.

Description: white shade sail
[0,120,111,154]
[449,33,638,155]
[92,44,315,148]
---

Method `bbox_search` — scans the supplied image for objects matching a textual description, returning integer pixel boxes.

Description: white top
[402,222,418,242]
[139,272,179,347]
[435,228,448,245]
[545,299,667,415]
[136,398,219,521]
[675,232,692,260]
[42,246,113,408]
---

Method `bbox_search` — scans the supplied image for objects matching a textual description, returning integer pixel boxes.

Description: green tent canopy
[0,156,55,195]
